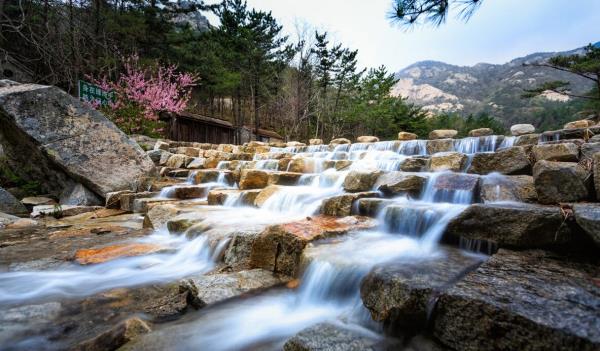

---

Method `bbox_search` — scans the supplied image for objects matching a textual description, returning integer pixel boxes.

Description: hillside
[392,43,599,127]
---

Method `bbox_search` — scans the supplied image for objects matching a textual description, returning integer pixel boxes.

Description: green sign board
[78,80,115,106]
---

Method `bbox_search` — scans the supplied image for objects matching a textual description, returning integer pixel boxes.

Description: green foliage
[524,44,600,119]
[99,104,166,139]
[425,112,506,137]
[0,157,42,196]
[390,0,483,27]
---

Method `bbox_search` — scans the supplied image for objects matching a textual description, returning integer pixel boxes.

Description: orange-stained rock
[250,215,376,276]
[75,243,164,264]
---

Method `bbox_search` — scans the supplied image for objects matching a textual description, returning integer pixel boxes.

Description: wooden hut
[161,112,284,144]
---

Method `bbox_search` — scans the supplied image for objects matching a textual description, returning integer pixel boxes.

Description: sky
[206,0,600,72]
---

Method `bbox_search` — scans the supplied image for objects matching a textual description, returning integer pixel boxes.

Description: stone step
[360,246,484,330]
[432,249,600,350]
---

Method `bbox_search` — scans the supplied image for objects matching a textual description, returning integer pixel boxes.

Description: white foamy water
[0,230,216,303]
[0,135,513,349]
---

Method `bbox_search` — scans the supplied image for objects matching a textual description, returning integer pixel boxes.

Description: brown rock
[239,169,269,190]
[250,216,376,276]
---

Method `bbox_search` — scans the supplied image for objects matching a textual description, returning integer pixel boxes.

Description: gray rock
[223,230,263,269]
[321,192,380,216]
[514,133,539,146]
[181,269,284,307]
[510,123,535,136]
[284,322,399,351]
[343,170,382,192]
[445,203,570,247]
[146,149,170,165]
[429,129,457,140]
[468,146,531,175]
[533,160,590,204]
[360,247,484,329]
[532,142,579,162]
[59,182,103,206]
[429,152,467,172]
[426,139,454,154]
[433,249,600,351]
[572,203,600,247]
[581,142,600,161]
[374,172,427,196]
[480,174,537,203]
[400,157,429,172]
[0,186,27,215]
[0,302,62,345]
[0,81,156,198]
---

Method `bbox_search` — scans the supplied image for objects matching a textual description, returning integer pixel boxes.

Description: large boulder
[309,138,323,145]
[572,203,600,247]
[533,160,590,204]
[0,186,27,215]
[427,172,480,202]
[0,80,155,199]
[433,249,600,351]
[510,123,535,136]
[468,146,531,175]
[480,174,537,203]
[429,152,467,172]
[343,170,382,192]
[532,142,579,162]
[445,203,570,247]
[429,129,457,140]
[360,247,484,330]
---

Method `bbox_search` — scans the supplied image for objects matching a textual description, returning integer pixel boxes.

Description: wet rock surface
[445,203,570,247]
[533,160,591,204]
[468,146,531,175]
[361,247,484,330]
[433,249,600,351]
[284,322,400,351]
[250,215,377,276]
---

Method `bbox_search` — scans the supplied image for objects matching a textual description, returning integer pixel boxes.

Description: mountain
[392,43,598,126]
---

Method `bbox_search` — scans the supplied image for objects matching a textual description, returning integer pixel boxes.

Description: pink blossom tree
[93,55,198,136]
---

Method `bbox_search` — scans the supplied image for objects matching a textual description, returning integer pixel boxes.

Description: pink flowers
[107,55,198,121]
[90,55,198,136]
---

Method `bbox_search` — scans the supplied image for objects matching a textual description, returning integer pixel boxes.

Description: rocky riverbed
[0,81,599,350]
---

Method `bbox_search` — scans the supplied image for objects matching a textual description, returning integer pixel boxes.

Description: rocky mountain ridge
[392,43,599,126]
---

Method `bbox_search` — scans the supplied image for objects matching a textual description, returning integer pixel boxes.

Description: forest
[0,0,589,141]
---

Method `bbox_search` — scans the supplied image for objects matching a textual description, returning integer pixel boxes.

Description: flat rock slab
[433,249,600,351]
[181,269,286,307]
[0,81,155,198]
[360,247,484,329]
[445,203,570,248]
[74,242,165,264]
[284,322,400,351]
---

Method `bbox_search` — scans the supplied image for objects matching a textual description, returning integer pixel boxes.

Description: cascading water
[0,134,506,350]
[0,230,217,303]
